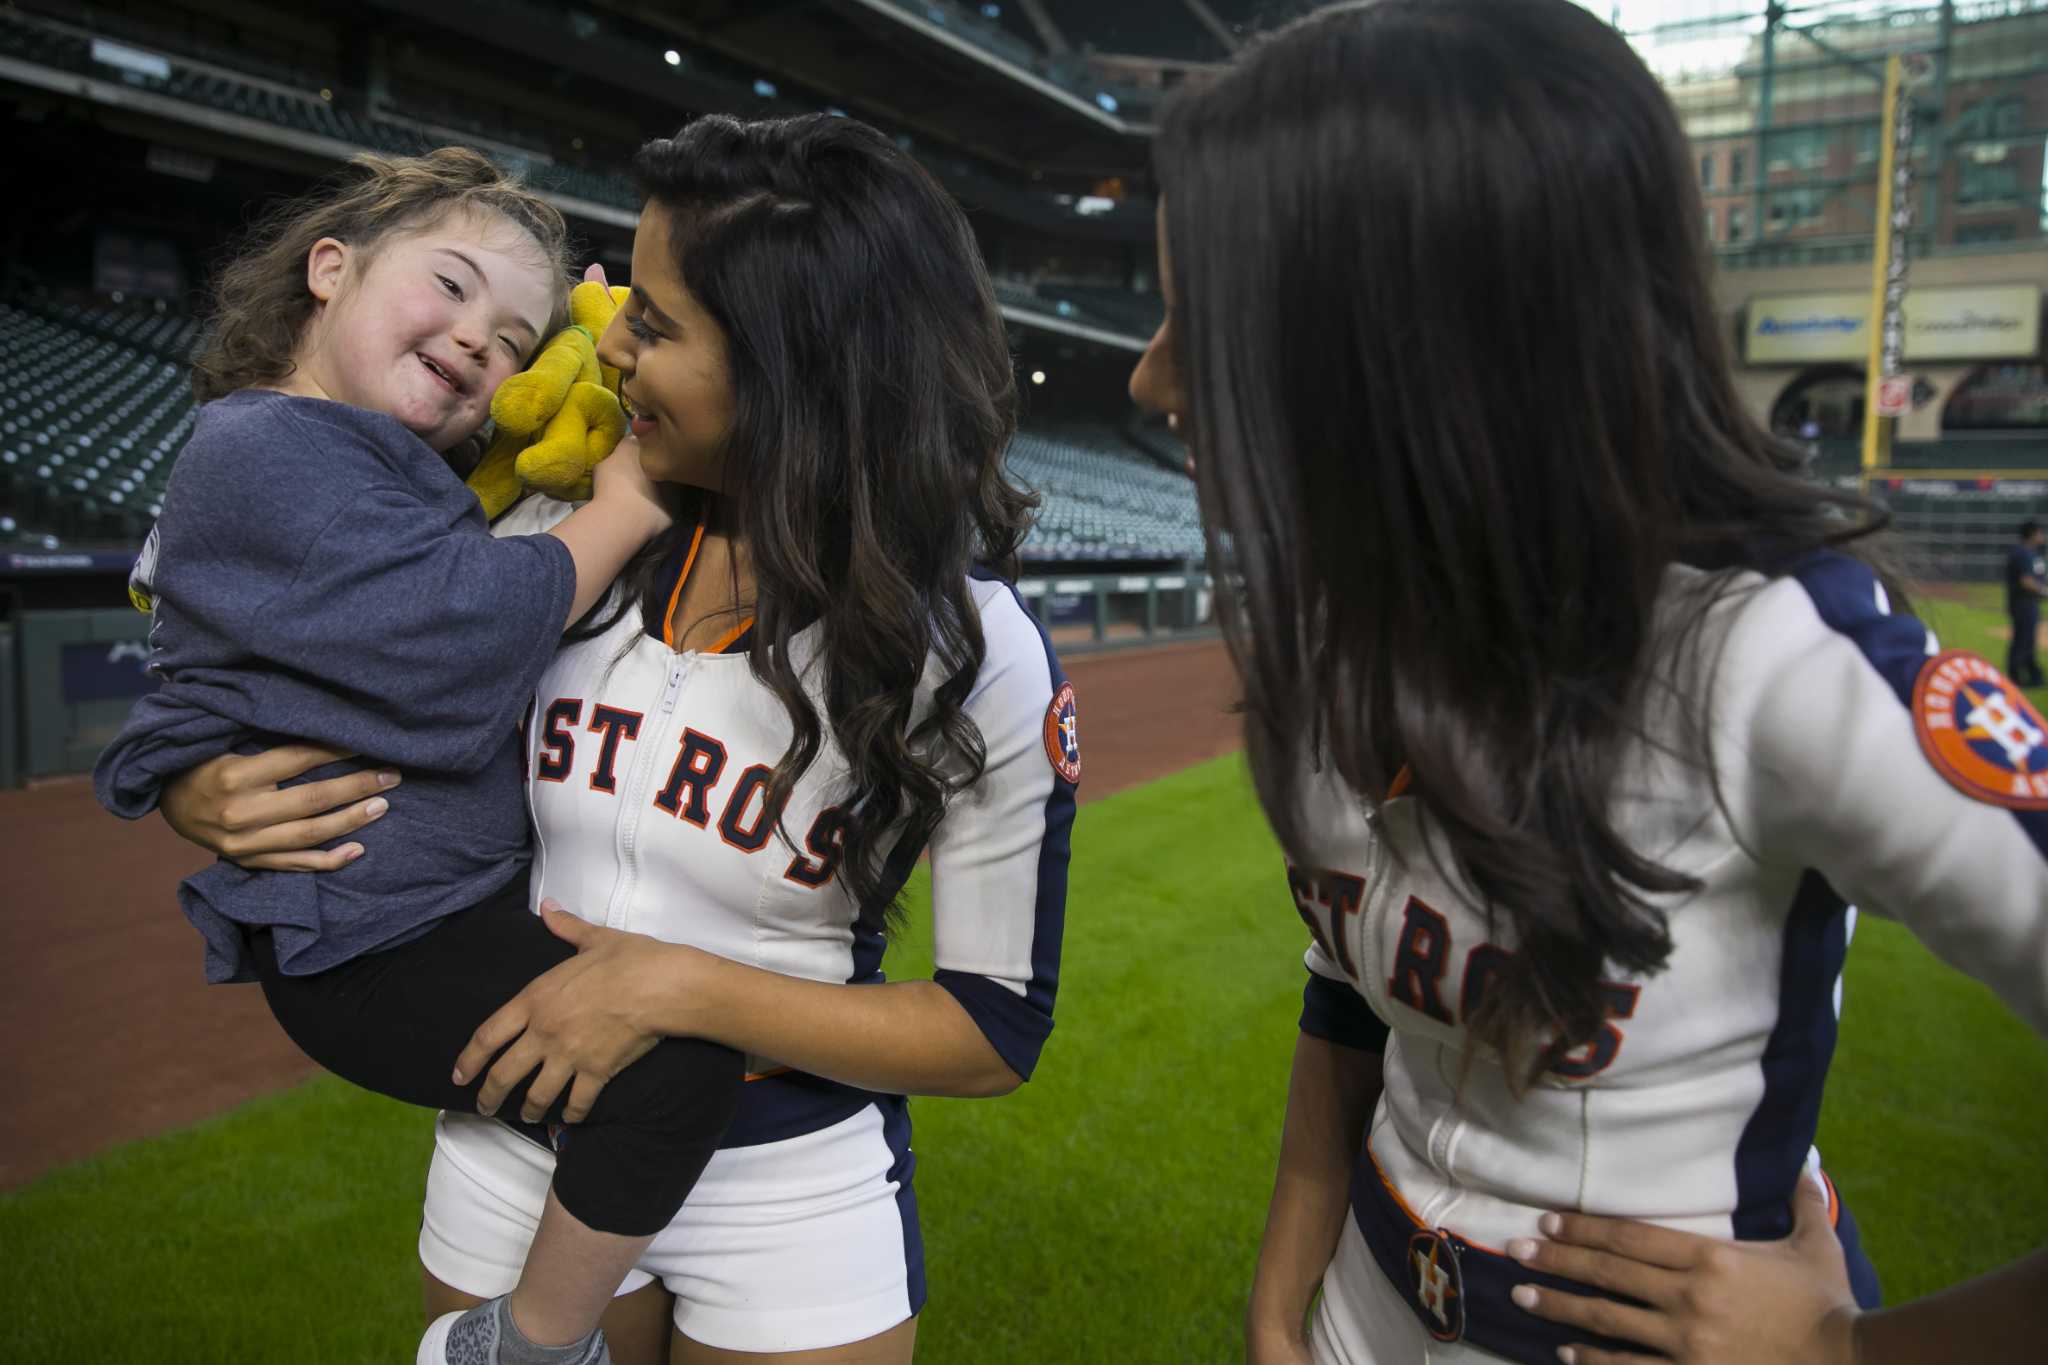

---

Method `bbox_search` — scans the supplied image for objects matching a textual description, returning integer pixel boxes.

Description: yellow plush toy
[125,278,629,617]
[467,278,630,520]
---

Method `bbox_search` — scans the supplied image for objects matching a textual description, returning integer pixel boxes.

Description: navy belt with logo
[1349,1145,1644,1363]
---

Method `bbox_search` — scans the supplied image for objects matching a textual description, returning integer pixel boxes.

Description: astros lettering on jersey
[1290,554,2048,1364]
[493,495,1076,1146]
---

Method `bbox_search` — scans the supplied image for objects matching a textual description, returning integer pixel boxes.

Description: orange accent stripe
[1363,1140,1507,1256]
[661,516,708,651]
[705,616,755,655]
[1819,1168,1843,1229]
[1387,765,1414,801]
[744,1065,793,1083]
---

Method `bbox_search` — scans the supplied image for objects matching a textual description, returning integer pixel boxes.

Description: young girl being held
[95,148,744,1365]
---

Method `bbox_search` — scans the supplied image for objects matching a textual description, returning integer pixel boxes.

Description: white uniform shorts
[419,1100,924,1353]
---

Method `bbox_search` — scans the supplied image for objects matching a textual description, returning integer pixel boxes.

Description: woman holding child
[151,112,1074,1365]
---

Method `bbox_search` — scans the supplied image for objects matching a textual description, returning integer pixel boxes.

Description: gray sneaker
[416,1298,611,1365]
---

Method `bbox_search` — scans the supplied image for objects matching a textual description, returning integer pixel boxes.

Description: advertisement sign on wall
[1747,291,1869,364]
[1905,285,2043,361]
[1743,284,2041,365]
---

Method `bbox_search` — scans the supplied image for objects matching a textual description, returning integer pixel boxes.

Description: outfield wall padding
[0,622,16,789]
[17,608,155,781]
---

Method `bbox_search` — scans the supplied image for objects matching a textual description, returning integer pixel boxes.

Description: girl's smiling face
[596,201,739,492]
[287,208,558,452]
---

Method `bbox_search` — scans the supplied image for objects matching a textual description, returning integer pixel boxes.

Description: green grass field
[6,648,2047,1360]
[1916,580,2045,671]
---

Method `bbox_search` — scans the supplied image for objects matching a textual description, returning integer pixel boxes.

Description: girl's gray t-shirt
[95,390,575,983]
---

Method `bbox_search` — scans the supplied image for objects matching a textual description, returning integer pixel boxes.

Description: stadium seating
[0,9,638,212]
[0,513,61,552]
[1040,284,1165,337]
[897,1,1052,68]
[12,293,2047,576]
[1008,427,1203,561]
[0,300,1204,562]
[993,279,1162,339]
[847,1,1168,120]
[1,8,1164,228]
[40,301,201,365]
[0,10,90,75]
[1873,483,2048,583]
[0,303,193,543]
[1035,0,1230,63]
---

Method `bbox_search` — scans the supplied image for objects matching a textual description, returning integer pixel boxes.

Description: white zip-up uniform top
[495,497,1077,1146]
[1290,553,2048,1361]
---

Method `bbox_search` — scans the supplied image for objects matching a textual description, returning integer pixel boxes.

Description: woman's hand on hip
[1508,1172,1858,1365]
[160,746,398,871]
[454,901,687,1124]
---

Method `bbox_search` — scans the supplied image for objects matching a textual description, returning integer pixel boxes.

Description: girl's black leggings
[246,874,743,1237]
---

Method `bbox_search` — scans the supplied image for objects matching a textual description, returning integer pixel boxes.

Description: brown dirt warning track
[0,637,1242,1190]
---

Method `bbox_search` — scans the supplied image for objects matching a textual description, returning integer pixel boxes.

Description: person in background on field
[2005,519,2046,687]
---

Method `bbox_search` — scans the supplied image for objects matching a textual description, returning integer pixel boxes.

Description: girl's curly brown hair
[191,147,573,411]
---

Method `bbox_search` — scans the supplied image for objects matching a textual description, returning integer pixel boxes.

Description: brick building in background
[1642,1,2044,448]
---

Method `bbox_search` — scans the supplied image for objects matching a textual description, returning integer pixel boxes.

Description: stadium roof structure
[362,0,1164,228]
[418,0,1166,178]
[0,2,1162,240]
[0,0,1187,349]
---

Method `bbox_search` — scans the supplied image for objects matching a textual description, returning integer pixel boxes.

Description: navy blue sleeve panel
[1789,553,2048,860]
[1786,555,1934,703]
[1740,554,2048,1033]
[922,571,1075,1084]
[1729,871,1851,1247]
[139,394,576,776]
[1300,970,1391,1053]
[934,969,1056,1082]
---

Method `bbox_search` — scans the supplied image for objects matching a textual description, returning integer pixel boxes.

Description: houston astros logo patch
[1912,650,2048,809]
[1043,681,1081,785]
[1407,1229,1465,1342]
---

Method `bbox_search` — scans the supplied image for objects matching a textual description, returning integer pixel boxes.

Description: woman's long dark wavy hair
[1156,0,1895,1085]
[592,113,1033,929]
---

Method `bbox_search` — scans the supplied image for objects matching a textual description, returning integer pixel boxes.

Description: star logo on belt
[1407,1228,1465,1342]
